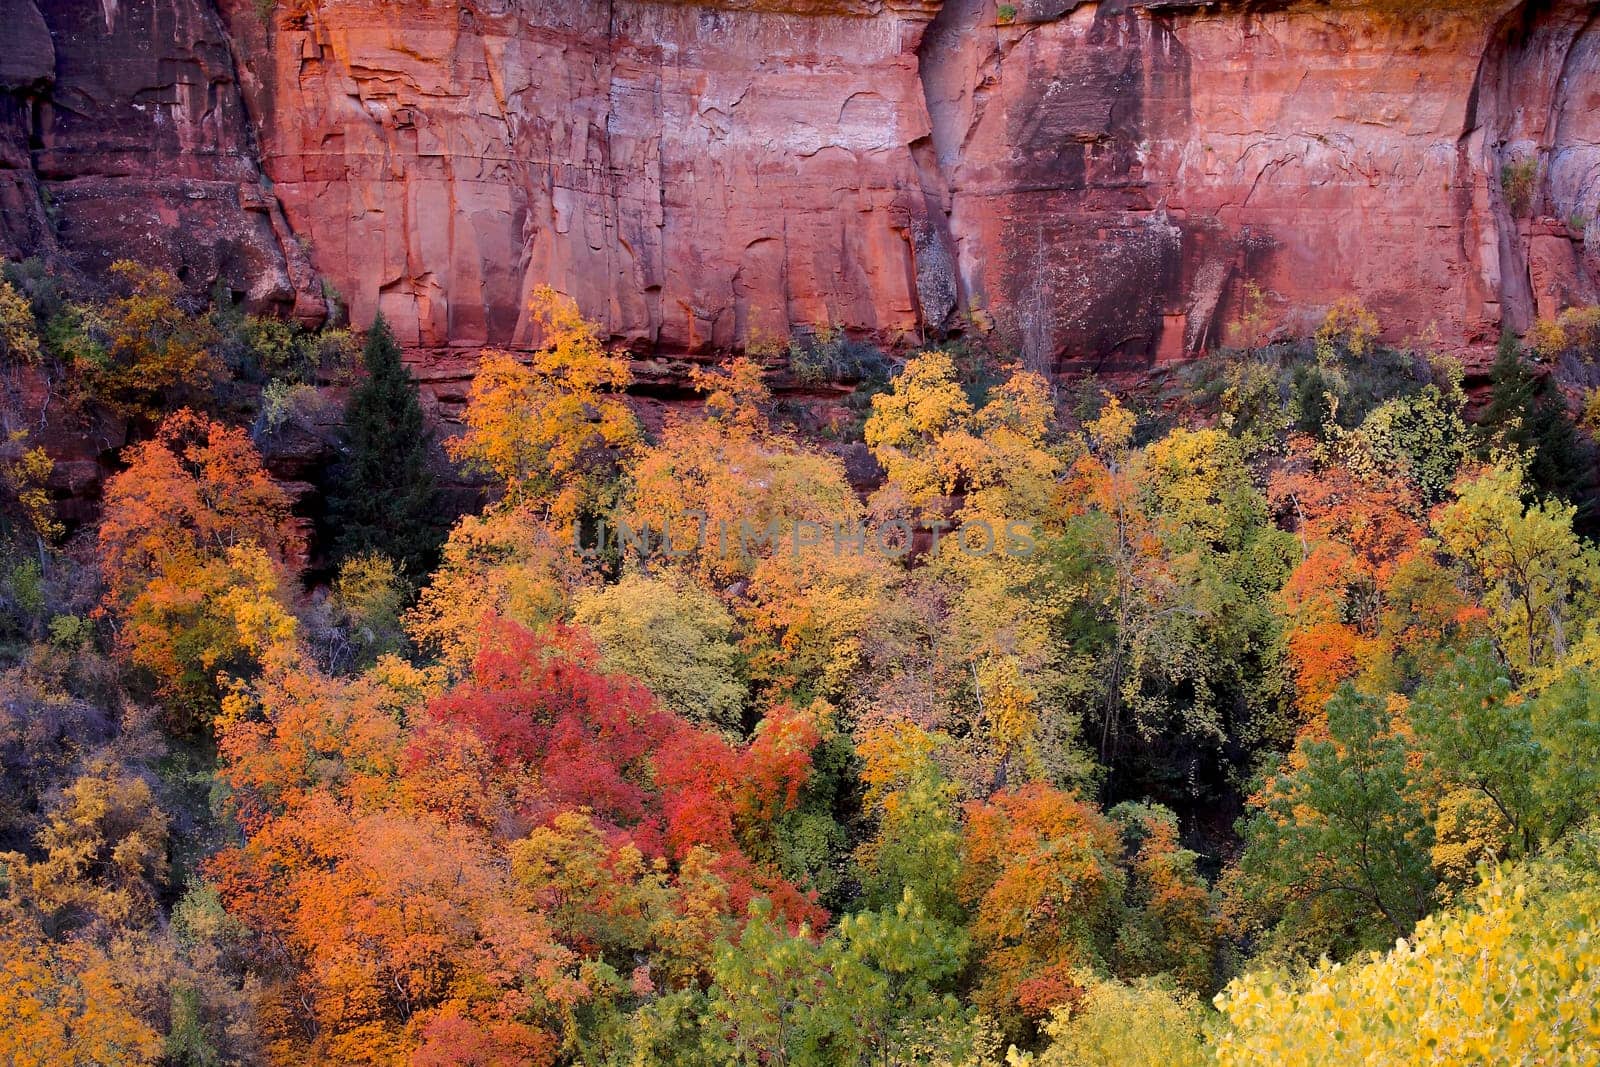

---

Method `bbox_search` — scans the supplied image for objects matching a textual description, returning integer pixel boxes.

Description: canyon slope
[3,0,1599,373]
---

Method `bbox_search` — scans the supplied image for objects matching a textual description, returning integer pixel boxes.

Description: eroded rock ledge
[3,0,1598,375]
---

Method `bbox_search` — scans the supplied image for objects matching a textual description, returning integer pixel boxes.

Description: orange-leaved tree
[98,409,299,723]
[959,783,1124,1036]
[210,652,576,1064]
[1268,435,1443,721]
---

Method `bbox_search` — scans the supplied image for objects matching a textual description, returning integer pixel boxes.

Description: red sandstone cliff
[4,0,1598,372]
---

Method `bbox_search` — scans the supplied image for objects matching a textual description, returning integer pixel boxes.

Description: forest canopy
[1,257,1599,1065]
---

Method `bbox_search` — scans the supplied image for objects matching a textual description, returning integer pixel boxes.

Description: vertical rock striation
[2,0,1598,371]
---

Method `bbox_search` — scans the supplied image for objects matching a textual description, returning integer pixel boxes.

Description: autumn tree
[1109,802,1217,993]
[1031,973,1210,1067]
[211,624,831,1062]
[405,502,588,672]
[71,260,221,422]
[98,409,299,720]
[0,907,162,1066]
[1047,394,1163,768]
[320,552,409,672]
[859,354,1076,791]
[449,287,639,523]
[324,313,442,578]
[0,432,62,550]
[864,349,979,508]
[1215,864,1600,1066]
[572,570,748,732]
[0,660,118,854]
[1329,384,1468,506]
[1268,436,1449,718]
[691,355,771,436]
[211,651,578,1063]
[418,619,823,925]
[1431,459,1600,680]
[507,814,787,1064]
[1051,417,1295,807]
[622,360,859,584]
[959,784,1124,1035]
[510,809,688,980]
[864,348,1059,522]
[223,804,575,1064]
[0,759,169,935]
[854,723,966,927]
[743,540,902,705]
[0,267,40,365]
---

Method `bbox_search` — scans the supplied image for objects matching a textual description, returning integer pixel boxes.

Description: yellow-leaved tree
[861,352,1073,788]
[1025,972,1211,1067]
[1431,459,1600,681]
[448,286,639,522]
[72,260,221,421]
[621,357,859,583]
[863,349,979,509]
[406,502,588,672]
[572,570,748,732]
[1215,862,1600,1065]
[0,909,162,1066]
[0,759,169,932]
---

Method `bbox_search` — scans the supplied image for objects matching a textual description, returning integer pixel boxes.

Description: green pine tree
[1479,328,1538,436]
[325,313,442,578]
[1478,329,1588,510]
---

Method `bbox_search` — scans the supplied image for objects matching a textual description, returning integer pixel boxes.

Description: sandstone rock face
[213,0,944,359]
[5,0,1600,373]
[0,0,317,315]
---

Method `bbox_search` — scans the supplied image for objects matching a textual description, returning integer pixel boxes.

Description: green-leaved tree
[1234,686,1436,958]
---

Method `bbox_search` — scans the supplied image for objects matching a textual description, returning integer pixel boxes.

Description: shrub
[1583,387,1600,434]
[1217,356,1287,449]
[787,324,893,387]
[0,434,61,546]
[47,613,92,650]
[310,327,359,382]
[1335,384,1468,504]
[1,257,67,325]
[1313,297,1380,362]
[256,379,335,439]
[1502,157,1539,216]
